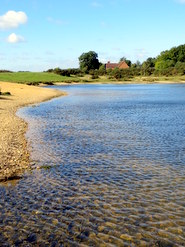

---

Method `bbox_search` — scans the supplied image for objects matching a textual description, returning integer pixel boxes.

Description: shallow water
[1,84,185,246]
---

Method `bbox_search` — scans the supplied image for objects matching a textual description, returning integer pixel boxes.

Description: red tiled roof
[118,61,129,69]
[105,61,129,70]
[106,62,118,69]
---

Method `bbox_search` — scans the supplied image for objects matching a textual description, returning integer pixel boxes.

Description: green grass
[0,72,81,84]
[0,71,185,85]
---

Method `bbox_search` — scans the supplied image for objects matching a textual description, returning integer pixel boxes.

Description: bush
[1,91,11,95]
[46,67,82,77]
[43,82,54,85]
[91,74,99,79]
[98,64,106,75]
[26,82,40,86]
[0,70,13,73]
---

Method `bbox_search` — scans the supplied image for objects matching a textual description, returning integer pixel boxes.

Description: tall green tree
[141,57,156,75]
[79,51,100,73]
[155,44,185,70]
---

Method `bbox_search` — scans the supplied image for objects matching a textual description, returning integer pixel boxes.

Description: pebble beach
[0,82,65,182]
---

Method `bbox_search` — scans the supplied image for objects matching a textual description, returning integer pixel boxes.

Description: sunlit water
[1,84,185,246]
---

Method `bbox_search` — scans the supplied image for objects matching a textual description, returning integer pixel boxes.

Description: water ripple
[1,84,185,246]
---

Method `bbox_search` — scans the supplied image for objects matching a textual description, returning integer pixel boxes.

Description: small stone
[34,210,41,215]
[97,233,110,241]
[89,232,96,239]
[135,233,142,240]
[52,219,59,225]
[27,233,37,243]
[98,225,105,232]
[105,222,116,228]
[139,240,148,247]
[120,234,133,241]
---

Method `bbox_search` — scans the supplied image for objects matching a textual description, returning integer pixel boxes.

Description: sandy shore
[0,82,66,182]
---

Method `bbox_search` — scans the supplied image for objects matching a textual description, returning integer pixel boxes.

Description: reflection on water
[1,84,185,246]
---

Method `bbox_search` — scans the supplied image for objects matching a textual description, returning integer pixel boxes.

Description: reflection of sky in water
[22,84,185,168]
[1,84,185,246]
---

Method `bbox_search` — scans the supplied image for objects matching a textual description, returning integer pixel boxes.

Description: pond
[1,84,185,246]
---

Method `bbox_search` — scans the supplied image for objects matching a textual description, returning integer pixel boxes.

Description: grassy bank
[0,72,81,85]
[0,71,185,85]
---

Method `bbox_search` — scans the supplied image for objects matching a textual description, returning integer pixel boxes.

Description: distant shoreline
[0,81,66,182]
[54,80,185,85]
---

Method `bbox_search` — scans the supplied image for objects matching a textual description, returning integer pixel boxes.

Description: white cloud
[0,11,27,30]
[47,17,66,25]
[91,1,103,7]
[7,33,25,43]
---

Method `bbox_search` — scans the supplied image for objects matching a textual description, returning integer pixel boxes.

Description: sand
[0,82,66,182]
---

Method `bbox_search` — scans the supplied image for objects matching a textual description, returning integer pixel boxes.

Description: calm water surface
[1,84,185,246]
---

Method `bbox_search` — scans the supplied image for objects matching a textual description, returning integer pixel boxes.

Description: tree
[79,51,100,73]
[145,57,156,68]
[141,57,156,76]
[175,62,185,75]
[98,64,106,75]
[155,60,175,70]
[155,44,185,70]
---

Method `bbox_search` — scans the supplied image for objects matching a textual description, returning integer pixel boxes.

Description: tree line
[46,44,185,80]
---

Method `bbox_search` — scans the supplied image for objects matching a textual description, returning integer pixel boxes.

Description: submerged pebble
[1,84,185,246]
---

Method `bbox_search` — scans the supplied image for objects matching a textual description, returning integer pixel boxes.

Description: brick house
[105,61,129,70]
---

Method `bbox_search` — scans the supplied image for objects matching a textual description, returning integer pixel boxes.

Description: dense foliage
[44,44,185,81]
[79,51,100,73]
[46,68,81,77]
[86,44,185,80]
[154,44,185,76]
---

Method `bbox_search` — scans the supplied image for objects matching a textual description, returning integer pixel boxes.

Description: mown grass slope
[0,72,81,84]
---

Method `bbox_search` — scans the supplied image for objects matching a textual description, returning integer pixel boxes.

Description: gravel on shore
[0,82,66,182]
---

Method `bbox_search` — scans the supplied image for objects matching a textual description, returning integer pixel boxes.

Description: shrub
[98,64,106,75]
[26,82,40,86]
[89,69,99,79]
[1,91,11,95]
[0,70,13,73]
[43,82,54,85]
[91,74,99,79]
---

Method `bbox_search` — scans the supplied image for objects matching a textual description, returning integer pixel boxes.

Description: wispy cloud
[176,0,185,3]
[0,52,6,60]
[112,47,122,51]
[7,33,25,43]
[45,50,55,56]
[47,17,67,25]
[0,11,27,30]
[100,21,107,27]
[134,48,149,61]
[91,1,103,7]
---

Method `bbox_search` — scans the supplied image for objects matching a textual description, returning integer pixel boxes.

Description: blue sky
[0,0,185,71]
